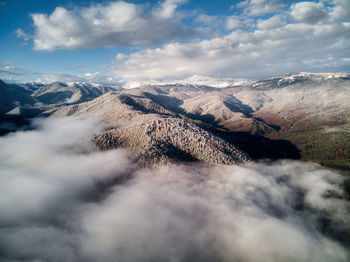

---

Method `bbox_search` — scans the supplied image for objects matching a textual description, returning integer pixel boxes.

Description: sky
[0,0,349,83]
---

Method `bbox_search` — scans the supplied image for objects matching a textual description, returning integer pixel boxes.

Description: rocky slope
[93,117,250,166]
[51,92,250,166]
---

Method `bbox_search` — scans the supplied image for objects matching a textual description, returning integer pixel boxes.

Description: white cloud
[194,14,251,34]
[290,1,329,24]
[17,0,350,82]
[35,73,86,83]
[15,28,31,41]
[0,117,129,223]
[80,162,349,262]
[35,72,117,84]
[196,14,223,28]
[84,72,100,77]
[154,0,187,19]
[225,16,253,30]
[0,61,38,79]
[113,1,350,80]
[31,0,196,51]
[257,15,285,29]
[238,0,285,16]
[330,0,350,21]
[114,24,349,80]
[0,116,349,262]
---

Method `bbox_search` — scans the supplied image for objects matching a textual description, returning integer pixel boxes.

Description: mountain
[1,73,349,169]
[0,80,36,114]
[122,75,252,89]
[0,80,119,134]
[32,81,117,105]
[0,80,119,115]
[48,72,350,169]
[50,91,250,166]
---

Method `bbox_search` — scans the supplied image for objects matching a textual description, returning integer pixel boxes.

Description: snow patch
[122,75,253,89]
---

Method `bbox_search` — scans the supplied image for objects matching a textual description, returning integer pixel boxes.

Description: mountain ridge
[1,72,349,169]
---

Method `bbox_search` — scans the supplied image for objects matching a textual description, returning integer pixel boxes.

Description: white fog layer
[0,117,349,262]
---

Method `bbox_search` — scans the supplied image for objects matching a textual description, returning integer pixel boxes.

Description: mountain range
[1,72,349,170]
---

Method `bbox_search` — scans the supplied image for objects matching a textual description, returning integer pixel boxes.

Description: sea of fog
[0,117,349,262]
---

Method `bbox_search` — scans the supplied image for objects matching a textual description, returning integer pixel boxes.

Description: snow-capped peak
[297,72,349,78]
[181,75,253,88]
[122,75,253,89]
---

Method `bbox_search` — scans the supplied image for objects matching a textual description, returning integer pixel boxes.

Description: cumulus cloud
[330,0,350,21]
[194,14,254,34]
[154,0,188,19]
[257,15,285,29]
[225,16,243,29]
[225,16,256,30]
[237,0,285,16]
[114,0,350,80]
[31,0,196,51]
[19,0,350,82]
[0,117,349,262]
[290,1,329,24]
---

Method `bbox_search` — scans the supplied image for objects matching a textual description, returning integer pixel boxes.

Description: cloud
[196,14,224,29]
[35,73,86,83]
[31,0,197,51]
[154,0,188,19]
[257,15,285,29]
[225,16,245,30]
[84,72,100,77]
[0,117,130,224]
[194,14,254,34]
[290,2,329,24]
[0,61,38,79]
[35,72,117,84]
[237,0,285,16]
[15,28,31,41]
[330,0,350,21]
[80,163,350,262]
[0,116,349,262]
[113,1,350,80]
[17,0,349,82]
[0,62,19,75]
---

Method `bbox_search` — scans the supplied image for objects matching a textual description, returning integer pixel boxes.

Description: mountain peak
[122,75,253,89]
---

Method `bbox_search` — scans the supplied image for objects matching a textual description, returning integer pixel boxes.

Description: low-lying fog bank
[0,117,349,262]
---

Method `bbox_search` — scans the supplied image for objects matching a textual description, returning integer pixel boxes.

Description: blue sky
[0,0,349,83]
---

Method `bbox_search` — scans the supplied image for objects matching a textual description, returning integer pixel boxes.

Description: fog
[0,117,349,262]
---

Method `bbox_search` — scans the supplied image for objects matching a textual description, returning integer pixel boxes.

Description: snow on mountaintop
[252,72,350,88]
[122,75,253,89]
[122,73,348,89]
[297,72,350,78]
[179,75,253,88]
[266,72,350,81]
[65,82,120,90]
